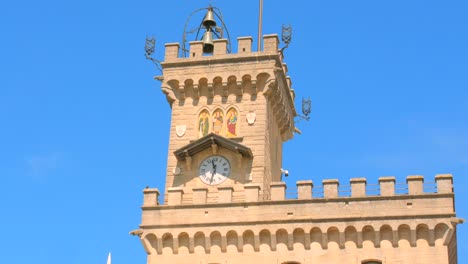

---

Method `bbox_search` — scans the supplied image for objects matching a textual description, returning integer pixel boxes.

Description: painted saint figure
[212,110,223,135]
[198,111,210,137]
[226,109,238,137]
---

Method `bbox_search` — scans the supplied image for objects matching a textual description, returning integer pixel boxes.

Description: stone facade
[133,33,461,264]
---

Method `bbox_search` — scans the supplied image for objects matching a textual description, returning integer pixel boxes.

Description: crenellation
[193,187,208,204]
[270,182,286,201]
[297,180,313,199]
[151,175,455,207]
[407,175,424,195]
[162,35,282,62]
[167,187,184,205]
[213,39,228,56]
[164,43,180,61]
[263,34,279,53]
[435,174,453,193]
[350,178,367,197]
[379,176,396,196]
[143,188,160,206]
[323,179,339,198]
[237,37,252,53]
[189,41,204,58]
[244,183,261,202]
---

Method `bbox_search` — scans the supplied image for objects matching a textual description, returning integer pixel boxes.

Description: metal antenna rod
[257,0,263,51]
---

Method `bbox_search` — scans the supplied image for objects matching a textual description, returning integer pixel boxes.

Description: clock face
[198,155,231,185]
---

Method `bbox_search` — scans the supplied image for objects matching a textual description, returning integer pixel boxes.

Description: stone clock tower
[159,34,295,203]
[133,11,462,264]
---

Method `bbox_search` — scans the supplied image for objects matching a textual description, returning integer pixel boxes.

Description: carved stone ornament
[176,125,186,137]
[246,111,256,125]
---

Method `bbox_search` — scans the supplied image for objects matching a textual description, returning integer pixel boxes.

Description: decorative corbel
[222,81,229,97]
[178,84,186,100]
[235,148,242,169]
[236,81,243,96]
[211,138,218,154]
[263,79,277,97]
[273,66,283,73]
[161,86,176,104]
[185,151,192,171]
[192,84,200,99]
[207,83,214,98]
[251,79,258,95]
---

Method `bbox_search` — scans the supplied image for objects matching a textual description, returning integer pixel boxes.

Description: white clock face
[198,155,231,185]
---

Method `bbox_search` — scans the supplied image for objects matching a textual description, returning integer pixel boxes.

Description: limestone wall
[139,175,458,264]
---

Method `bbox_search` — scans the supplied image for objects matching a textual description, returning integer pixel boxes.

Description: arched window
[362,261,382,264]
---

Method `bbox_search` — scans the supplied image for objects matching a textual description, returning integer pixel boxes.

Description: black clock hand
[210,159,217,183]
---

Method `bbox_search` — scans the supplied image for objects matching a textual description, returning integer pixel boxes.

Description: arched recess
[380,225,393,248]
[198,77,209,94]
[162,233,174,254]
[242,230,255,252]
[256,72,272,94]
[241,74,253,94]
[327,227,340,250]
[259,229,272,251]
[226,230,239,253]
[227,75,238,95]
[143,233,158,254]
[310,227,323,250]
[434,223,449,246]
[184,79,195,99]
[362,226,376,248]
[178,232,190,254]
[344,226,358,249]
[197,108,211,138]
[293,228,306,250]
[194,232,206,254]
[276,229,289,252]
[362,260,382,264]
[210,231,222,253]
[398,224,411,248]
[225,106,240,138]
[211,107,225,136]
[416,224,430,247]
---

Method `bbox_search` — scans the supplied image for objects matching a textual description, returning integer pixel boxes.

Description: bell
[202,8,217,28]
[202,30,214,54]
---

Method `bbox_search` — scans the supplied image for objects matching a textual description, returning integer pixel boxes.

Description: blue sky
[1,0,467,263]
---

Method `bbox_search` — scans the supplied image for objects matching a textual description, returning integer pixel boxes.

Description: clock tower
[133,7,461,264]
[159,33,296,203]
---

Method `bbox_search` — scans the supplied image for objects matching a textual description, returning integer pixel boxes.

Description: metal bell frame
[181,6,232,57]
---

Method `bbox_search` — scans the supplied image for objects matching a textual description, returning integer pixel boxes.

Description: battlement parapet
[142,174,454,207]
[164,34,281,62]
